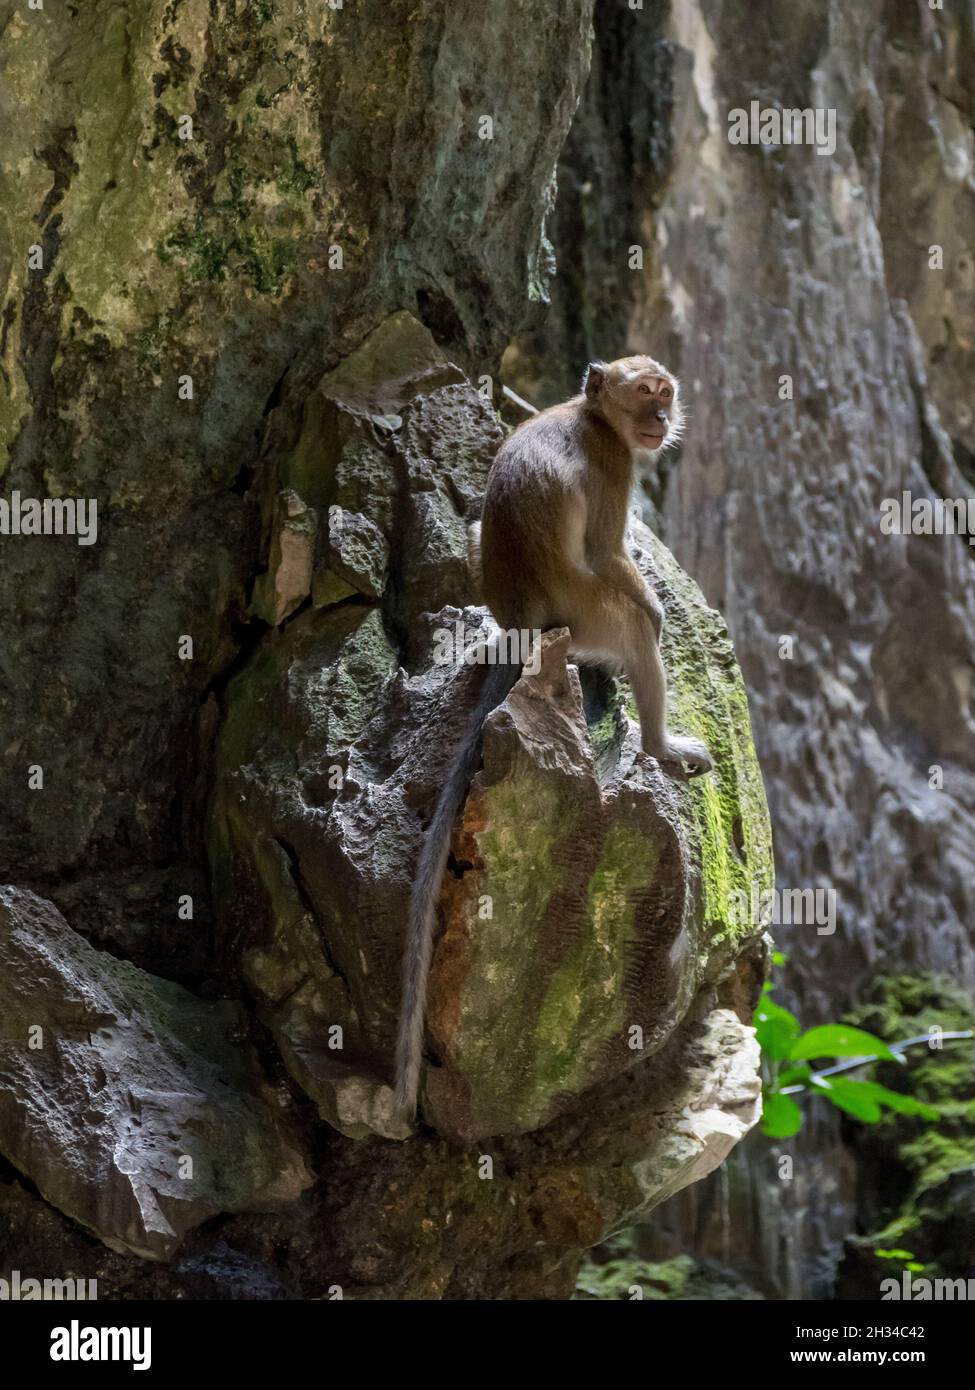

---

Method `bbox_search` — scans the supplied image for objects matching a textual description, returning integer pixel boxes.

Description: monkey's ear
[582,361,606,398]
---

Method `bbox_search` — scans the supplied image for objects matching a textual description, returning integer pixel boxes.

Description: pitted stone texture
[212,316,772,1143]
[0,887,312,1261]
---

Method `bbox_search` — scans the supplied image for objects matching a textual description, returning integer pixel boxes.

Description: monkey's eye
[637,383,652,394]
[660,386,672,400]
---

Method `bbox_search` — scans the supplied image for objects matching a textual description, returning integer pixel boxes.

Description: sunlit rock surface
[509,0,975,1298]
[211,314,772,1148]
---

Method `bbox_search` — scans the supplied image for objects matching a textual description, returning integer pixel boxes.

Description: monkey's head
[581,355,683,454]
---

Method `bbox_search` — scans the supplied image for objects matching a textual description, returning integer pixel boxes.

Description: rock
[309,1003,763,1299]
[0,0,593,886]
[0,887,312,1261]
[624,1007,763,1207]
[212,313,773,1143]
[514,0,975,1012]
[279,311,503,635]
[251,489,318,626]
[0,0,777,1298]
[315,506,389,605]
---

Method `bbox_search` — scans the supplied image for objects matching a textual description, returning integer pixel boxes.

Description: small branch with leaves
[755,958,973,1138]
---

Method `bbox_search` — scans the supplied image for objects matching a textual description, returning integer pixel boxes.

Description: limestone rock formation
[0,886,311,1261]
[211,312,772,1146]
[0,0,774,1296]
[524,0,975,1004]
[0,0,595,895]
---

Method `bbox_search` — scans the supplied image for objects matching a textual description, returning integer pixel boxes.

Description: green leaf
[790,1025,897,1062]
[852,1081,940,1121]
[771,950,788,967]
[761,1091,803,1138]
[876,1249,915,1261]
[777,1064,812,1087]
[811,1075,882,1121]
[754,988,801,1061]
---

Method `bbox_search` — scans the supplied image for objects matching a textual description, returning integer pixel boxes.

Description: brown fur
[481,355,711,768]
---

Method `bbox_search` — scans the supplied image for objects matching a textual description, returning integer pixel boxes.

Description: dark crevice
[276,590,313,627]
[274,836,352,996]
[35,127,80,227]
[261,357,293,418]
[269,970,313,1012]
[308,591,376,621]
[198,614,272,707]
[230,460,257,497]
[380,429,415,667]
[416,286,466,352]
[953,436,975,490]
[917,405,975,565]
[446,853,474,879]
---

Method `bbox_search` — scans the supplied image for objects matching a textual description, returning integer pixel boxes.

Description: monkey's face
[583,356,683,454]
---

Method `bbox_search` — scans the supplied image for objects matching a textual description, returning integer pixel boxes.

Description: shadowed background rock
[0,886,312,1261]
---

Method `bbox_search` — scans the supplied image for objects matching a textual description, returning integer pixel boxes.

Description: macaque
[394,355,711,1120]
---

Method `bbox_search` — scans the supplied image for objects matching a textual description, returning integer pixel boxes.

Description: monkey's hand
[658,734,714,780]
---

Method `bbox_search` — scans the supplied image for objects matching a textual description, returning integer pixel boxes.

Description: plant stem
[779,1031,974,1096]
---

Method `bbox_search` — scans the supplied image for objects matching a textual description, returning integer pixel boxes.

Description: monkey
[394,354,712,1121]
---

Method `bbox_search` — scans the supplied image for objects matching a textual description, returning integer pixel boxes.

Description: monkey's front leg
[589,551,663,637]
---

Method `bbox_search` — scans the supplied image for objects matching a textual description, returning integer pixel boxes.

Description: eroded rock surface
[0,0,594,910]
[212,313,772,1144]
[0,886,311,1259]
[0,0,775,1297]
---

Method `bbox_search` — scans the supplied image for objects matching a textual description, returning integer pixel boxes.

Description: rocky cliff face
[0,1,772,1298]
[0,0,592,914]
[512,0,975,1297]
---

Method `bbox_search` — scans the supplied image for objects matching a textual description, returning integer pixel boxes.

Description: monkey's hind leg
[620,621,712,776]
[562,574,712,777]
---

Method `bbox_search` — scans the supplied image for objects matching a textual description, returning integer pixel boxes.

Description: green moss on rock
[836,975,975,1294]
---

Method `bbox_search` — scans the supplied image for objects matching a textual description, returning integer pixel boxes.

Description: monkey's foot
[649,735,713,779]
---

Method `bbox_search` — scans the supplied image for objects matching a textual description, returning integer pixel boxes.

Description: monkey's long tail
[394,657,523,1121]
